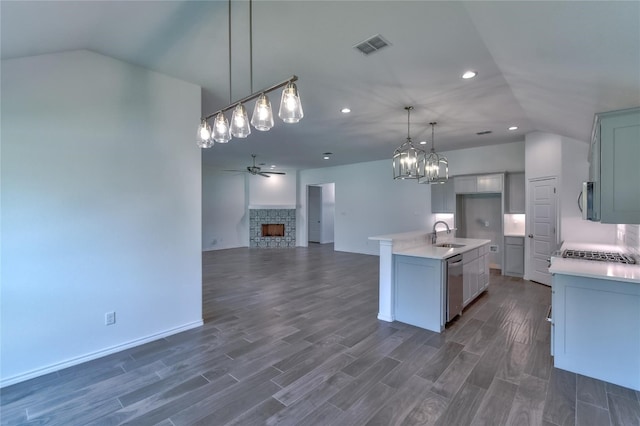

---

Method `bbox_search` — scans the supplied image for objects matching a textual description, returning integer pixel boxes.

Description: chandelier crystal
[393,106,426,180]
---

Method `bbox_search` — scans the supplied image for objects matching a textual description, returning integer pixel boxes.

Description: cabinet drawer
[463,248,479,262]
[505,236,524,246]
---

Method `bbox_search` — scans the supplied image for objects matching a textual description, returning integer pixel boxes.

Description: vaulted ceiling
[2,1,638,171]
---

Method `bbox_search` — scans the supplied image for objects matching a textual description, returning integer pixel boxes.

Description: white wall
[560,136,617,243]
[298,142,525,255]
[445,141,525,175]
[202,170,248,250]
[1,50,203,386]
[248,171,296,206]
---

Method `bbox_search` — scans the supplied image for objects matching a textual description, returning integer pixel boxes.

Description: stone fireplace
[249,208,296,248]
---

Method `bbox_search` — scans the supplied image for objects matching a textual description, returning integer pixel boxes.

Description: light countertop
[393,237,491,260]
[549,242,640,284]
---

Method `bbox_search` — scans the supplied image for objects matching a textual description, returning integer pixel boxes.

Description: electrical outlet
[105,311,116,326]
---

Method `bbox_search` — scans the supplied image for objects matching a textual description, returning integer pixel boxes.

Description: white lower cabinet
[552,273,640,391]
[462,246,488,307]
[394,255,444,332]
[504,236,524,277]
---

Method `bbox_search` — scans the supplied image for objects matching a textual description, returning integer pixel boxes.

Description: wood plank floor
[2,244,640,425]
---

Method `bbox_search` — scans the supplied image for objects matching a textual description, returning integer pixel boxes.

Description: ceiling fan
[224,154,286,178]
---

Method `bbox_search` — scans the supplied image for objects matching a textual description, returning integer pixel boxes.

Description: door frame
[525,176,559,285]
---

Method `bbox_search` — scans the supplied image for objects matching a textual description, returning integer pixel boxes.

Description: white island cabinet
[550,245,640,391]
[369,231,490,332]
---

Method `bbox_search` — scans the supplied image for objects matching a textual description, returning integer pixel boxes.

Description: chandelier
[393,106,426,180]
[419,122,449,184]
[197,0,303,148]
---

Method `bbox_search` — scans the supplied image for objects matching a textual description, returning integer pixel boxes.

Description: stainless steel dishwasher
[446,254,464,322]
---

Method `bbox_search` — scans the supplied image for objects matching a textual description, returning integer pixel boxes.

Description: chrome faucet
[432,221,451,244]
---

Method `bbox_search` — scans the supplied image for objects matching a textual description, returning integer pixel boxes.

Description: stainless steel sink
[436,243,465,248]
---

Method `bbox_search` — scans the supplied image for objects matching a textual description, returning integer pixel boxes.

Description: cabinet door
[505,243,524,276]
[443,180,456,212]
[506,172,526,213]
[463,261,472,305]
[477,174,503,193]
[430,180,455,213]
[599,109,640,224]
[470,258,480,298]
[455,176,477,194]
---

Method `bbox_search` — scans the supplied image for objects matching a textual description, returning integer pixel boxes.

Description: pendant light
[212,112,231,143]
[251,93,274,131]
[197,119,213,148]
[393,106,426,180]
[196,0,303,148]
[231,104,251,138]
[420,122,449,184]
[278,81,304,123]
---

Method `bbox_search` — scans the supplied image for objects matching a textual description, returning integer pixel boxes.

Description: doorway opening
[307,183,335,245]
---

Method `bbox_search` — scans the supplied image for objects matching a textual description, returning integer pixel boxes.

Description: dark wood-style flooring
[2,244,640,425]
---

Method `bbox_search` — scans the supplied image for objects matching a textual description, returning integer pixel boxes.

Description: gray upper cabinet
[477,174,503,193]
[430,180,455,213]
[454,176,477,194]
[454,174,503,194]
[592,108,640,224]
[506,172,525,213]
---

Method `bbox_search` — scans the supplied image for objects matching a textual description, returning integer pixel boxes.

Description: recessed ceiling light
[270,165,276,169]
[341,108,351,114]
[419,141,427,145]
[508,126,518,131]
[323,152,332,160]
[462,70,477,79]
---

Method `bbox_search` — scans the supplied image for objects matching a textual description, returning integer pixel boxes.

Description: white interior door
[308,186,322,243]
[528,177,557,286]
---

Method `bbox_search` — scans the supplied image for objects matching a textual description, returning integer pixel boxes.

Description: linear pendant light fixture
[197,0,303,148]
[393,106,426,180]
[419,122,449,184]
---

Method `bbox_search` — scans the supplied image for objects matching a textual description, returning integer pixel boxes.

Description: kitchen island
[549,242,640,391]
[369,231,490,332]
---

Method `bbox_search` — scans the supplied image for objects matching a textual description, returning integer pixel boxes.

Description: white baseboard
[0,319,203,388]
[377,313,394,322]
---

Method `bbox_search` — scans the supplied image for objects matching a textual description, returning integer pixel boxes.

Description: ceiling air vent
[476,130,492,135]
[354,34,391,55]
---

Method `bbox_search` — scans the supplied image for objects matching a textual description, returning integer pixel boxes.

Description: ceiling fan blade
[258,173,271,178]
[263,171,286,175]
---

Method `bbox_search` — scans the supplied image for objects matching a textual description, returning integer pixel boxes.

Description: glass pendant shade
[251,93,274,131]
[196,120,214,148]
[278,82,304,123]
[212,112,231,143]
[231,104,251,138]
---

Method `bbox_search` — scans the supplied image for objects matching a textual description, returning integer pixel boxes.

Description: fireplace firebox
[262,224,285,237]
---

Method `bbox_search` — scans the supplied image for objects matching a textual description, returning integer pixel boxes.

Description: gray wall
[1,50,203,386]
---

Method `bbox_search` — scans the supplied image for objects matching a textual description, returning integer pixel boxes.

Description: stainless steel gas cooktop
[562,249,636,265]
